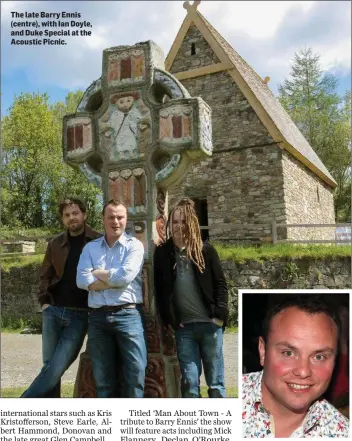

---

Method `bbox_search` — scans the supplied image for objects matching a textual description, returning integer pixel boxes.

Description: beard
[68,221,84,233]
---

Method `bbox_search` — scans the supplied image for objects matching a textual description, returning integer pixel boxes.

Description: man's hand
[42,303,51,311]
[88,280,110,291]
[166,324,175,337]
[92,269,110,283]
[212,317,224,327]
[165,323,184,337]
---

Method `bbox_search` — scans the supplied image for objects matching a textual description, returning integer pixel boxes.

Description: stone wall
[1,263,41,328]
[170,24,220,73]
[169,27,283,242]
[2,257,350,329]
[282,151,335,240]
[167,22,336,243]
[169,145,286,242]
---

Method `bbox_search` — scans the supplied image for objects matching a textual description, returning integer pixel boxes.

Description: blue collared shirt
[76,232,144,308]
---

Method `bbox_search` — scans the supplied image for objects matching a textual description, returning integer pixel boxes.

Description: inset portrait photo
[240,291,350,438]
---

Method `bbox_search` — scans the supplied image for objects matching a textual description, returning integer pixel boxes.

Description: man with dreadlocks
[154,198,228,398]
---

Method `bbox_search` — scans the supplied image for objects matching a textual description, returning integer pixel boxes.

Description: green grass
[225,326,238,334]
[213,242,351,263]
[1,384,237,398]
[1,254,44,272]
[1,383,74,398]
[0,227,60,241]
[1,327,26,334]
[1,243,349,271]
[200,386,237,398]
[2,243,350,272]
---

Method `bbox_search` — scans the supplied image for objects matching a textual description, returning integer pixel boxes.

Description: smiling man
[76,199,146,398]
[242,295,349,438]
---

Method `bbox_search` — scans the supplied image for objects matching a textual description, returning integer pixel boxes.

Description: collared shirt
[242,371,349,438]
[76,232,144,308]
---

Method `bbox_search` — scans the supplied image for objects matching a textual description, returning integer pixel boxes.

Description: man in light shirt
[77,199,146,398]
[242,295,349,438]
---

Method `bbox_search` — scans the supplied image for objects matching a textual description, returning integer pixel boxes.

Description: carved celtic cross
[63,40,212,397]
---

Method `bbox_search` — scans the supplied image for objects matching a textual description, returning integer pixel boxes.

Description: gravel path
[1,332,237,392]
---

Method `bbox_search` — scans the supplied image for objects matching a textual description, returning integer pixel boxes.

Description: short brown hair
[59,198,86,216]
[102,199,128,216]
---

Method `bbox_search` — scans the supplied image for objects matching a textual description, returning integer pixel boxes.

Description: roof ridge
[194,10,335,185]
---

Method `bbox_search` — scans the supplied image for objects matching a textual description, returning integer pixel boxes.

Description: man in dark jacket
[154,198,228,398]
[21,198,101,398]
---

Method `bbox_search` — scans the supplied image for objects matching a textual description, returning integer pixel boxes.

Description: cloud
[1,0,350,96]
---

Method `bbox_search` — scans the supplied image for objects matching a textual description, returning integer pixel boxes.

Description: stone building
[166,1,336,243]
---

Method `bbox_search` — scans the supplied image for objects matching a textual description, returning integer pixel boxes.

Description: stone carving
[66,117,93,159]
[159,105,192,144]
[144,357,167,398]
[126,220,148,258]
[199,100,212,154]
[63,40,212,398]
[156,154,181,182]
[77,78,102,112]
[162,326,176,356]
[73,352,96,398]
[145,316,160,353]
[107,49,146,85]
[80,163,102,189]
[154,69,188,99]
[156,190,167,244]
[108,168,147,213]
[142,267,149,311]
[99,92,151,162]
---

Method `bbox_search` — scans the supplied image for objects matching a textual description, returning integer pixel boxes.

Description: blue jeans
[21,306,88,398]
[88,305,147,398]
[175,322,226,398]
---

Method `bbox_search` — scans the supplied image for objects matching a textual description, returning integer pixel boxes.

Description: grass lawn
[214,242,351,263]
[1,383,74,398]
[2,243,350,271]
[1,384,237,398]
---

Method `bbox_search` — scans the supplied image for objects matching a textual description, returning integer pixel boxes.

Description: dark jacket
[37,225,101,306]
[153,238,229,329]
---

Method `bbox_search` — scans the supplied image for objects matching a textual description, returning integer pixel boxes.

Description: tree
[278,48,351,221]
[2,93,58,227]
[1,91,103,229]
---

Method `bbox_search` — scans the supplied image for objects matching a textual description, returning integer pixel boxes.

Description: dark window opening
[194,198,209,242]
[191,43,196,55]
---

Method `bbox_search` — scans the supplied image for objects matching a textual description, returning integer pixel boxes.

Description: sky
[1,0,351,115]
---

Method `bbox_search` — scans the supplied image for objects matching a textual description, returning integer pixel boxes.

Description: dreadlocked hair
[167,198,205,273]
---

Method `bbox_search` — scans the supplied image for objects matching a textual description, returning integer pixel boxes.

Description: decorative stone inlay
[63,39,212,398]
[107,49,146,85]
[144,356,167,398]
[108,168,147,214]
[154,69,188,99]
[145,315,160,353]
[99,91,151,162]
[65,117,93,159]
[159,105,193,144]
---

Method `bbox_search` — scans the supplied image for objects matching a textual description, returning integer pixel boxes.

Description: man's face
[116,96,134,113]
[62,204,86,235]
[171,209,188,246]
[103,204,127,240]
[259,307,338,415]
